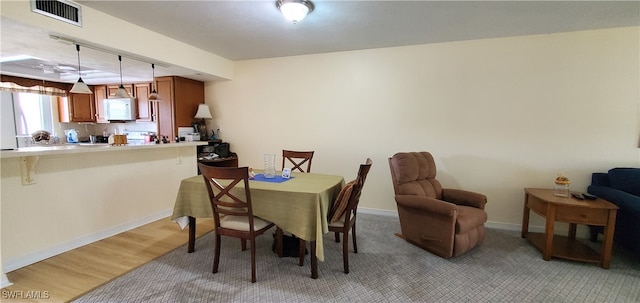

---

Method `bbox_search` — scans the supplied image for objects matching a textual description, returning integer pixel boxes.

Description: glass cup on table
[264,153,276,178]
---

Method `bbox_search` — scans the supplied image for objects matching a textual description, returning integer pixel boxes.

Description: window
[13,92,55,146]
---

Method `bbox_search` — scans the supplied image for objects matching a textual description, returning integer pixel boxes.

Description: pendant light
[69,44,93,94]
[114,55,131,98]
[148,63,159,101]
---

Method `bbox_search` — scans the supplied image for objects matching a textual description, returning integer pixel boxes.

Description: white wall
[207,27,640,230]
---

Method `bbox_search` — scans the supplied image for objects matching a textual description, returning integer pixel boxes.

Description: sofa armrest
[442,188,487,210]
[588,185,640,216]
[394,195,457,217]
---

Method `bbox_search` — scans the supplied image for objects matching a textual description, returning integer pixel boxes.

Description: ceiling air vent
[30,0,82,27]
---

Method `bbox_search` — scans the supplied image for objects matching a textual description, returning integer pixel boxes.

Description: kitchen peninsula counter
[1,141,208,158]
[1,140,209,278]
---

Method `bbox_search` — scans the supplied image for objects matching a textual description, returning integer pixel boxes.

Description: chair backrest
[329,158,372,223]
[388,152,442,200]
[282,150,314,172]
[346,158,373,215]
[199,163,258,232]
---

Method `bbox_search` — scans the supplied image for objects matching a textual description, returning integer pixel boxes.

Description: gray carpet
[74,214,639,302]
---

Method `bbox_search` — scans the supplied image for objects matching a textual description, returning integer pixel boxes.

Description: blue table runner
[251,174,294,183]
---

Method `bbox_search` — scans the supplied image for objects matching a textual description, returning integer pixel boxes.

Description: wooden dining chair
[279,150,315,265]
[282,150,315,173]
[198,163,275,283]
[327,158,372,274]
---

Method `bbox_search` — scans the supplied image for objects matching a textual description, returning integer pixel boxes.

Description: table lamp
[193,103,213,141]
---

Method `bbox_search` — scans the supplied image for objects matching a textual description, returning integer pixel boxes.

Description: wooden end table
[521,188,618,269]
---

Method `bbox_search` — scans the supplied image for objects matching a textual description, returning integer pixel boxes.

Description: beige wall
[207,27,640,230]
[1,147,198,271]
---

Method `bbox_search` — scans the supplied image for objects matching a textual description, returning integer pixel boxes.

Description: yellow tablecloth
[172,172,345,261]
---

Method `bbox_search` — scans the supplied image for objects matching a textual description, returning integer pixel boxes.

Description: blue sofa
[587,167,640,260]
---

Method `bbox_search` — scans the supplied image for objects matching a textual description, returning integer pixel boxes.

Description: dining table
[171,171,345,279]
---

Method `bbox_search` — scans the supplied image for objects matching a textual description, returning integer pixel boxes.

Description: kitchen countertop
[0,141,208,158]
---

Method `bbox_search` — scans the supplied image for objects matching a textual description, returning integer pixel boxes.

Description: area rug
[74,213,640,302]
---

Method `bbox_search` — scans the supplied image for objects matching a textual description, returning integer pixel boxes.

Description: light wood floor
[2,217,214,303]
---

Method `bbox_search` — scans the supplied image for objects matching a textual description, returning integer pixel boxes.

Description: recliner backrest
[389,152,442,199]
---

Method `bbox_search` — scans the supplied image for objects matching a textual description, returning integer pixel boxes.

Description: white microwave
[104,98,136,121]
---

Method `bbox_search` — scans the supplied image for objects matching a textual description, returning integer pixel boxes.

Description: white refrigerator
[1,91,18,150]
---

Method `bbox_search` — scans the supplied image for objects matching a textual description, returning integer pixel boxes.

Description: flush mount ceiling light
[69,44,92,94]
[148,63,159,101]
[276,0,314,23]
[114,55,131,98]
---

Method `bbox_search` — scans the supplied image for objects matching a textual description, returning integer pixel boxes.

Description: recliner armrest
[394,195,457,217]
[442,188,487,210]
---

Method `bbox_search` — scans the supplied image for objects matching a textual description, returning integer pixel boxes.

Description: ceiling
[1,1,638,85]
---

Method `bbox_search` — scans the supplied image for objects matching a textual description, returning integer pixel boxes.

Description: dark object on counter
[31,130,50,142]
[213,142,230,158]
[94,135,108,143]
[78,135,108,144]
[162,136,169,144]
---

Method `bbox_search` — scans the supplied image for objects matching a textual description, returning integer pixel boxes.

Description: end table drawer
[556,205,610,225]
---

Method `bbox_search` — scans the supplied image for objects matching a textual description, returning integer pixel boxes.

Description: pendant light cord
[151,64,156,91]
[76,44,82,78]
[118,55,124,86]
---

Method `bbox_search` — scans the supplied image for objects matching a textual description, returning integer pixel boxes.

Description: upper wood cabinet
[155,76,204,140]
[134,83,154,122]
[58,93,96,123]
[107,84,134,98]
[93,85,109,123]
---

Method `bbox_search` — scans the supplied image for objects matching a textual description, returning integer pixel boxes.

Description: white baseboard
[358,207,398,217]
[2,209,173,273]
[1,273,12,288]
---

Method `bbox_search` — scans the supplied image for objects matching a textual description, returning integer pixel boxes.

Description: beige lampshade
[194,104,213,119]
[148,91,159,101]
[70,78,92,94]
[114,85,131,98]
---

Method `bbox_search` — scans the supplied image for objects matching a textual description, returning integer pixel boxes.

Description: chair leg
[342,232,349,274]
[250,238,257,283]
[352,223,358,253]
[241,239,247,251]
[299,239,305,266]
[335,231,340,243]
[213,233,221,273]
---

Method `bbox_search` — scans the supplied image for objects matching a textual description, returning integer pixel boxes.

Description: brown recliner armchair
[388,152,488,258]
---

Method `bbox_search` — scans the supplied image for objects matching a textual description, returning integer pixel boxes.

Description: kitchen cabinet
[107,84,134,98]
[58,93,96,123]
[155,76,204,140]
[134,83,154,122]
[93,85,109,123]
